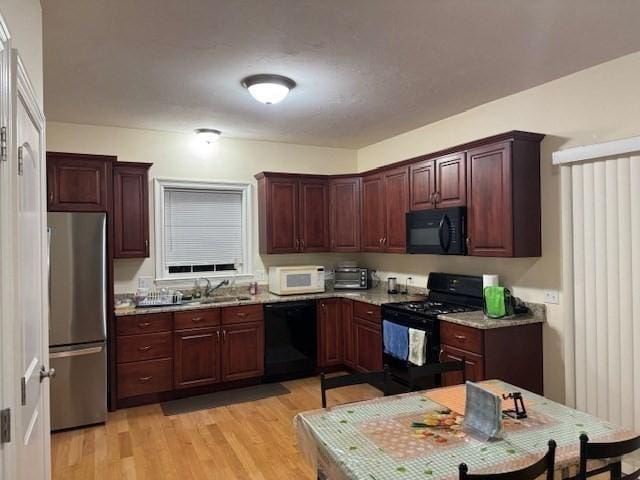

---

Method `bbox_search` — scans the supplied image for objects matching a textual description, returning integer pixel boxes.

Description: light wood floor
[51,375,382,480]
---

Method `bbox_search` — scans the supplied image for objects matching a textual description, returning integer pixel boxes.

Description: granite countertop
[115,288,546,330]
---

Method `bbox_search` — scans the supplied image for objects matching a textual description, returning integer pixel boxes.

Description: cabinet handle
[216,330,220,343]
[137,345,151,352]
[236,312,247,318]
[454,334,467,341]
[439,349,444,362]
[49,191,53,203]
[222,330,226,342]
[379,238,383,246]
[138,376,152,383]
[435,192,441,203]
[366,310,374,315]
[191,316,204,323]
[138,322,151,328]
[295,238,300,251]
[429,192,435,203]
[300,238,305,251]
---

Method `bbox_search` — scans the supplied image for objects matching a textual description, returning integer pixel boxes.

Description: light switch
[544,290,559,304]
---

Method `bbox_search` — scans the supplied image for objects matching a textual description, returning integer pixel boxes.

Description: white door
[13,51,49,480]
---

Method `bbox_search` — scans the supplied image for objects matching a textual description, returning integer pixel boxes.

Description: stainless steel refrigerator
[48,212,107,431]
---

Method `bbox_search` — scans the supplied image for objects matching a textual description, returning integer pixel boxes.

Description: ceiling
[42,0,640,148]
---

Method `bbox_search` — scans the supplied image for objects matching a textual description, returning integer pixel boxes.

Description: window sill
[155,273,255,287]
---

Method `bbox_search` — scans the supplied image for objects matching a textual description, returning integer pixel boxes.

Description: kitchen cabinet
[410,152,466,210]
[439,320,543,394]
[221,322,264,381]
[113,162,152,258]
[361,166,409,253]
[353,301,383,372]
[47,152,115,212]
[256,173,329,254]
[466,134,543,257]
[329,176,361,252]
[174,327,221,388]
[317,299,343,367]
[341,299,355,368]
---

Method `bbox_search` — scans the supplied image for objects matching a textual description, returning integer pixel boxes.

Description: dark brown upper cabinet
[466,134,543,257]
[47,152,115,212]
[256,173,329,254]
[329,176,361,252]
[410,152,466,210]
[113,162,152,258]
[362,166,409,253]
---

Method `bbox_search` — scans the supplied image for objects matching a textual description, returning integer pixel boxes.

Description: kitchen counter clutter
[115,287,546,330]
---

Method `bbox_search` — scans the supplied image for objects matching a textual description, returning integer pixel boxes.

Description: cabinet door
[113,163,151,258]
[355,318,383,372]
[174,327,220,388]
[46,153,113,211]
[221,322,264,381]
[435,152,466,208]
[440,344,484,386]
[318,299,343,367]
[266,178,299,253]
[361,173,386,252]
[298,179,330,252]
[466,141,513,256]
[329,177,361,252]
[341,299,355,368]
[383,166,410,253]
[410,159,436,211]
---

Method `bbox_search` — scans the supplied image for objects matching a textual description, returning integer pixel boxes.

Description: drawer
[117,312,173,336]
[440,322,483,354]
[117,358,173,398]
[117,332,173,363]
[353,301,381,322]
[174,308,220,330]
[222,304,263,325]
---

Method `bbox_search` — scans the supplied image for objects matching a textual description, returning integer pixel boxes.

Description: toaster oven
[334,267,371,290]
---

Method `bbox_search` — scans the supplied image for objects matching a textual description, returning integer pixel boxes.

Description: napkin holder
[463,382,503,441]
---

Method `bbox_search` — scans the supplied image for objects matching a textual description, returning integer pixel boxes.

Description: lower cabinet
[174,327,221,389]
[221,322,264,381]
[317,298,343,367]
[354,317,383,372]
[440,344,484,386]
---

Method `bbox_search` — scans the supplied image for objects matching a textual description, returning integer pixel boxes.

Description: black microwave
[406,207,466,255]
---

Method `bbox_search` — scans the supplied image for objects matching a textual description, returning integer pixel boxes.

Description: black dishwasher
[264,301,317,382]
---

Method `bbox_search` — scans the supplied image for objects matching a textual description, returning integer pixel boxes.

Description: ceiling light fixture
[194,128,221,143]
[241,74,296,105]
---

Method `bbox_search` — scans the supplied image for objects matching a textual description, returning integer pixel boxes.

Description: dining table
[294,380,636,480]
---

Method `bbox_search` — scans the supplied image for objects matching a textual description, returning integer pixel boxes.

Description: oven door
[406,207,466,255]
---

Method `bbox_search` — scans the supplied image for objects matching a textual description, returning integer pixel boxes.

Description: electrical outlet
[138,276,153,290]
[544,290,559,304]
[254,270,266,282]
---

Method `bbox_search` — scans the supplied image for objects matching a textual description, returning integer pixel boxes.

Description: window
[154,179,252,281]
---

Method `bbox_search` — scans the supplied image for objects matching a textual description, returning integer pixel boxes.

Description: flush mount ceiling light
[241,74,296,105]
[194,128,221,143]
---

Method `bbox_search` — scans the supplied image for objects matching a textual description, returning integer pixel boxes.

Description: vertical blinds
[164,188,243,268]
[565,154,640,430]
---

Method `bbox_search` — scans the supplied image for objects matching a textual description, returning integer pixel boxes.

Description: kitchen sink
[185,295,252,305]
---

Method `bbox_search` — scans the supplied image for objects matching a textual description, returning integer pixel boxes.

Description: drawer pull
[236,312,247,318]
[366,310,374,315]
[137,345,152,352]
[191,316,204,323]
[454,334,467,341]
[138,376,152,383]
[138,322,151,328]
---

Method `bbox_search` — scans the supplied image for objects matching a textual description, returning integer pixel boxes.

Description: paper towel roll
[483,274,499,288]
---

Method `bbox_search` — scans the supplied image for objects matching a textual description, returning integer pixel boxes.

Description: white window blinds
[163,188,243,268]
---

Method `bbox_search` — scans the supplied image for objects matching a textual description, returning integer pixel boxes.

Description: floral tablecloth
[294,380,635,480]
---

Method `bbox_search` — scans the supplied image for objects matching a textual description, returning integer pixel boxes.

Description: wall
[357,50,640,402]
[46,122,358,294]
[0,0,43,104]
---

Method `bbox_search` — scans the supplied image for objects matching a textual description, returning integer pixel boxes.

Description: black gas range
[381,272,483,386]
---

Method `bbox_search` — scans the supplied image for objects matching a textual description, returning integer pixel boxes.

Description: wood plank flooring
[51,375,382,480]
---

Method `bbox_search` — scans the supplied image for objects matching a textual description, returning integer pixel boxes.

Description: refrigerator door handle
[50,346,103,359]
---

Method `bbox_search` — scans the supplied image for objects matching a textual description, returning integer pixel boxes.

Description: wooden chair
[578,433,640,480]
[459,440,556,480]
[320,365,390,408]
[408,358,466,391]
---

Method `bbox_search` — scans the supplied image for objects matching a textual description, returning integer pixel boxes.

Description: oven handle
[438,214,451,252]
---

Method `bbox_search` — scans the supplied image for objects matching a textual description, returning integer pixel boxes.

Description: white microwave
[268,266,325,295]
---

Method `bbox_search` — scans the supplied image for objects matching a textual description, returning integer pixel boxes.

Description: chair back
[459,440,556,480]
[320,365,390,408]
[579,434,640,480]
[409,358,466,391]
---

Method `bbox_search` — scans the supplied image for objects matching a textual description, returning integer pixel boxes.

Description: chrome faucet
[198,277,229,297]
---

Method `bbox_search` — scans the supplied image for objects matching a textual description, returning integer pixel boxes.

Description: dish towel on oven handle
[408,328,427,366]
[382,320,409,361]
